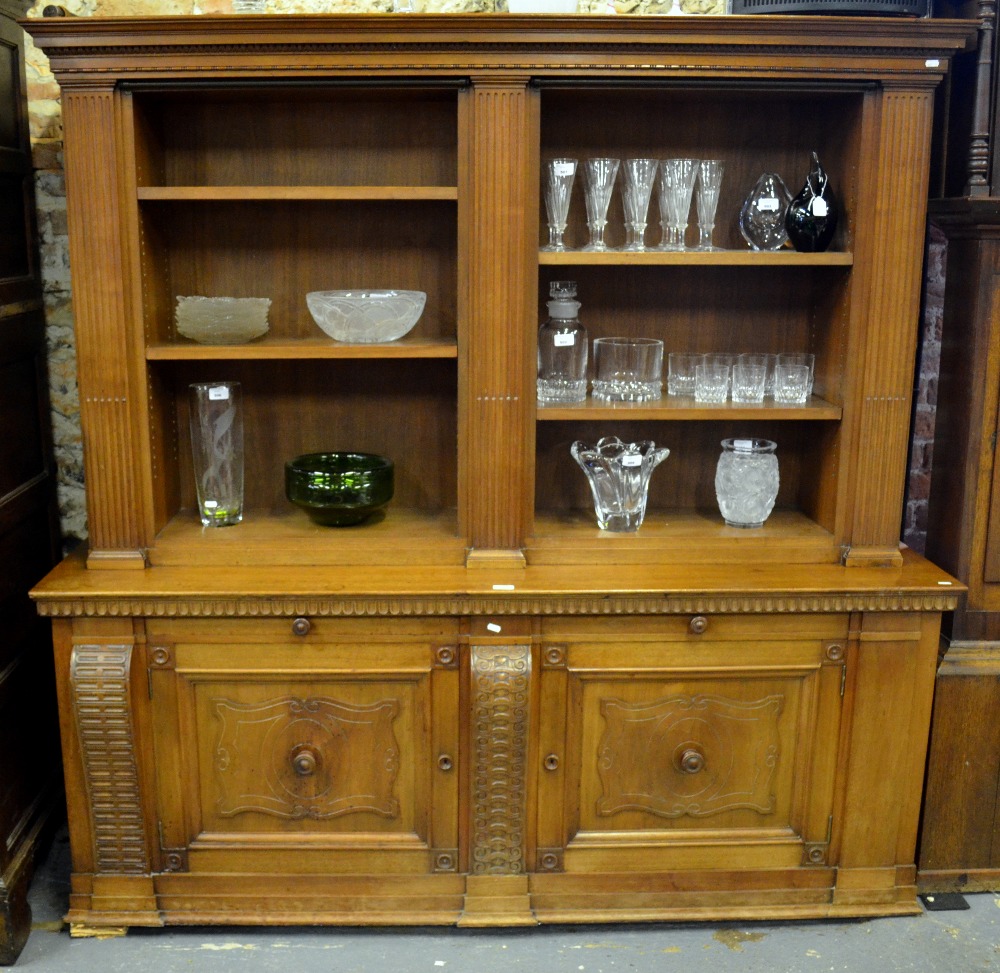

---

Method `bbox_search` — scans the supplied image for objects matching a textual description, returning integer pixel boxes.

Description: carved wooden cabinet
[0,0,63,963]
[27,15,974,932]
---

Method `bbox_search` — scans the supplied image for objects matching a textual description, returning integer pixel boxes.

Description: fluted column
[844,88,935,567]
[61,87,147,567]
[461,78,536,565]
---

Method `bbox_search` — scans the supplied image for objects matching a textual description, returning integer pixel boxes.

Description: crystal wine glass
[620,158,659,252]
[655,158,699,251]
[581,157,620,252]
[694,159,725,251]
[541,158,577,252]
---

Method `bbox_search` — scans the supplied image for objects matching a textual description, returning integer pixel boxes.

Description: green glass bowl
[285,452,394,527]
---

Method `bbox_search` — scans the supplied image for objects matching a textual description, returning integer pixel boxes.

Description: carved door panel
[535,616,847,875]
[146,619,460,876]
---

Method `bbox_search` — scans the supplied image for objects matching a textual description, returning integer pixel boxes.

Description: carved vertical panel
[70,643,148,873]
[61,89,145,564]
[462,80,535,556]
[847,89,934,562]
[469,644,531,874]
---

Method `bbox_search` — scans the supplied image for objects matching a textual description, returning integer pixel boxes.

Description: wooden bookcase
[27,14,974,932]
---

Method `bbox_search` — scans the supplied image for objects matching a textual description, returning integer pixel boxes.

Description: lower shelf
[528,508,840,565]
[148,506,839,568]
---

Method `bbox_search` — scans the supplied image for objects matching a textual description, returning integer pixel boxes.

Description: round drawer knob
[291,617,312,637]
[293,749,318,776]
[438,754,454,772]
[680,748,705,774]
[544,754,560,771]
[688,615,709,635]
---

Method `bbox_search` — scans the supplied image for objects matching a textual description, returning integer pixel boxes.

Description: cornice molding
[34,590,960,618]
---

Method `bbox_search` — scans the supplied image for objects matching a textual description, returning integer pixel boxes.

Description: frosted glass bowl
[306,290,426,343]
[175,296,270,344]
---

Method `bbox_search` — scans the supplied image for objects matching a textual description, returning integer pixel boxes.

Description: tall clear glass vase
[189,381,244,527]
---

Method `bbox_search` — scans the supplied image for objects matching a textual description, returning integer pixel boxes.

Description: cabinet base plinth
[458,875,536,927]
[68,923,128,939]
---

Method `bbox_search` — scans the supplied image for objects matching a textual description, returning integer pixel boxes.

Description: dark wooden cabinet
[0,0,64,963]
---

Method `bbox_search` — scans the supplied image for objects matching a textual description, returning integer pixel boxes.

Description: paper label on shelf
[733,439,755,451]
[486,622,502,633]
[553,333,576,347]
[208,386,230,401]
[622,452,642,467]
[553,161,575,176]
[757,197,780,211]
[810,197,829,217]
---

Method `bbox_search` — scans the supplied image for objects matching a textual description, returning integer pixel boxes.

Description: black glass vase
[785,152,838,253]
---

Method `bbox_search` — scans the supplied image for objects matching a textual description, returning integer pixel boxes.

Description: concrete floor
[14,831,1000,972]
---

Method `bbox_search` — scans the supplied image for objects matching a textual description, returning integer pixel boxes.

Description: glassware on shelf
[714,438,779,528]
[774,352,815,403]
[694,359,730,403]
[541,158,577,252]
[731,360,767,403]
[655,158,699,251]
[537,280,588,404]
[738,171,792,251]
[694,159,725,251]
[592,337,663,402]
[738,352,777,399]
[571,436,670,532]
[620,158,659,252]
[581,158,620,252]
[667,352,701,397]
[786,152,839,253]
[189,381,243,528]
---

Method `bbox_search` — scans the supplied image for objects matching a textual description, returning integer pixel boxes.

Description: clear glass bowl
[285,452,394,526]
[306,290,426,343]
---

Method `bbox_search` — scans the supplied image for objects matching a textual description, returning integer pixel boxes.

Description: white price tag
[810,197,829,217]
[622,453,642,467]
[757,197,780,212]
[208,386,230,401]
[553,161,575,176]
[203,499,218,508]
[733,439,755,452]
[553,333,576,347]
[486,622,502,633]
[925,59,940,68]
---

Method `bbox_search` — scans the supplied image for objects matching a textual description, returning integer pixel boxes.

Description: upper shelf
[138,186,459,201]
[539,250,853,266]
[146,335,459,360]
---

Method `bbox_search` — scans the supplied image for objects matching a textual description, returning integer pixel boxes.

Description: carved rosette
[597,693,782,819]
[70,644,149,873]
[213,695,400,820]
[470,644,530,874]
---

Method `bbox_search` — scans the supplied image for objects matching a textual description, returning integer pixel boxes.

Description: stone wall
[20,2,937,549]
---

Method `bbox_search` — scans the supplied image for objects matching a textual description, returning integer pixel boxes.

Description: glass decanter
[537,280,588,403]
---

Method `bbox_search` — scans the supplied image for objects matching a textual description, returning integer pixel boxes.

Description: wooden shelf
[537,395,842,421]
[138,185,459,201]
[146,335,459,360]
[147,506,466,568]
[528,508,840,566]
[538,250,854,266]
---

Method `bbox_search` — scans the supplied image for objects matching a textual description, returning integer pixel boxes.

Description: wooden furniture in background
[917,0,1000,893]
[27,14,973,933]
[0,0,63,963]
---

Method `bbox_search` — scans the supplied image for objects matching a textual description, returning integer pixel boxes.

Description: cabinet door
[146,618,461,878]
[535,615,846,879]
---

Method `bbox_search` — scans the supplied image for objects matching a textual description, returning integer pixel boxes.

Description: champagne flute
[695,159,725,251]
[581,157,620,252]
[620,158,659,252]
[541,158,577,252]
[655,158,699,251]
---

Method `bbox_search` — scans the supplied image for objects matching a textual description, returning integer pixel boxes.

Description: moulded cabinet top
[24,14,977,88]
